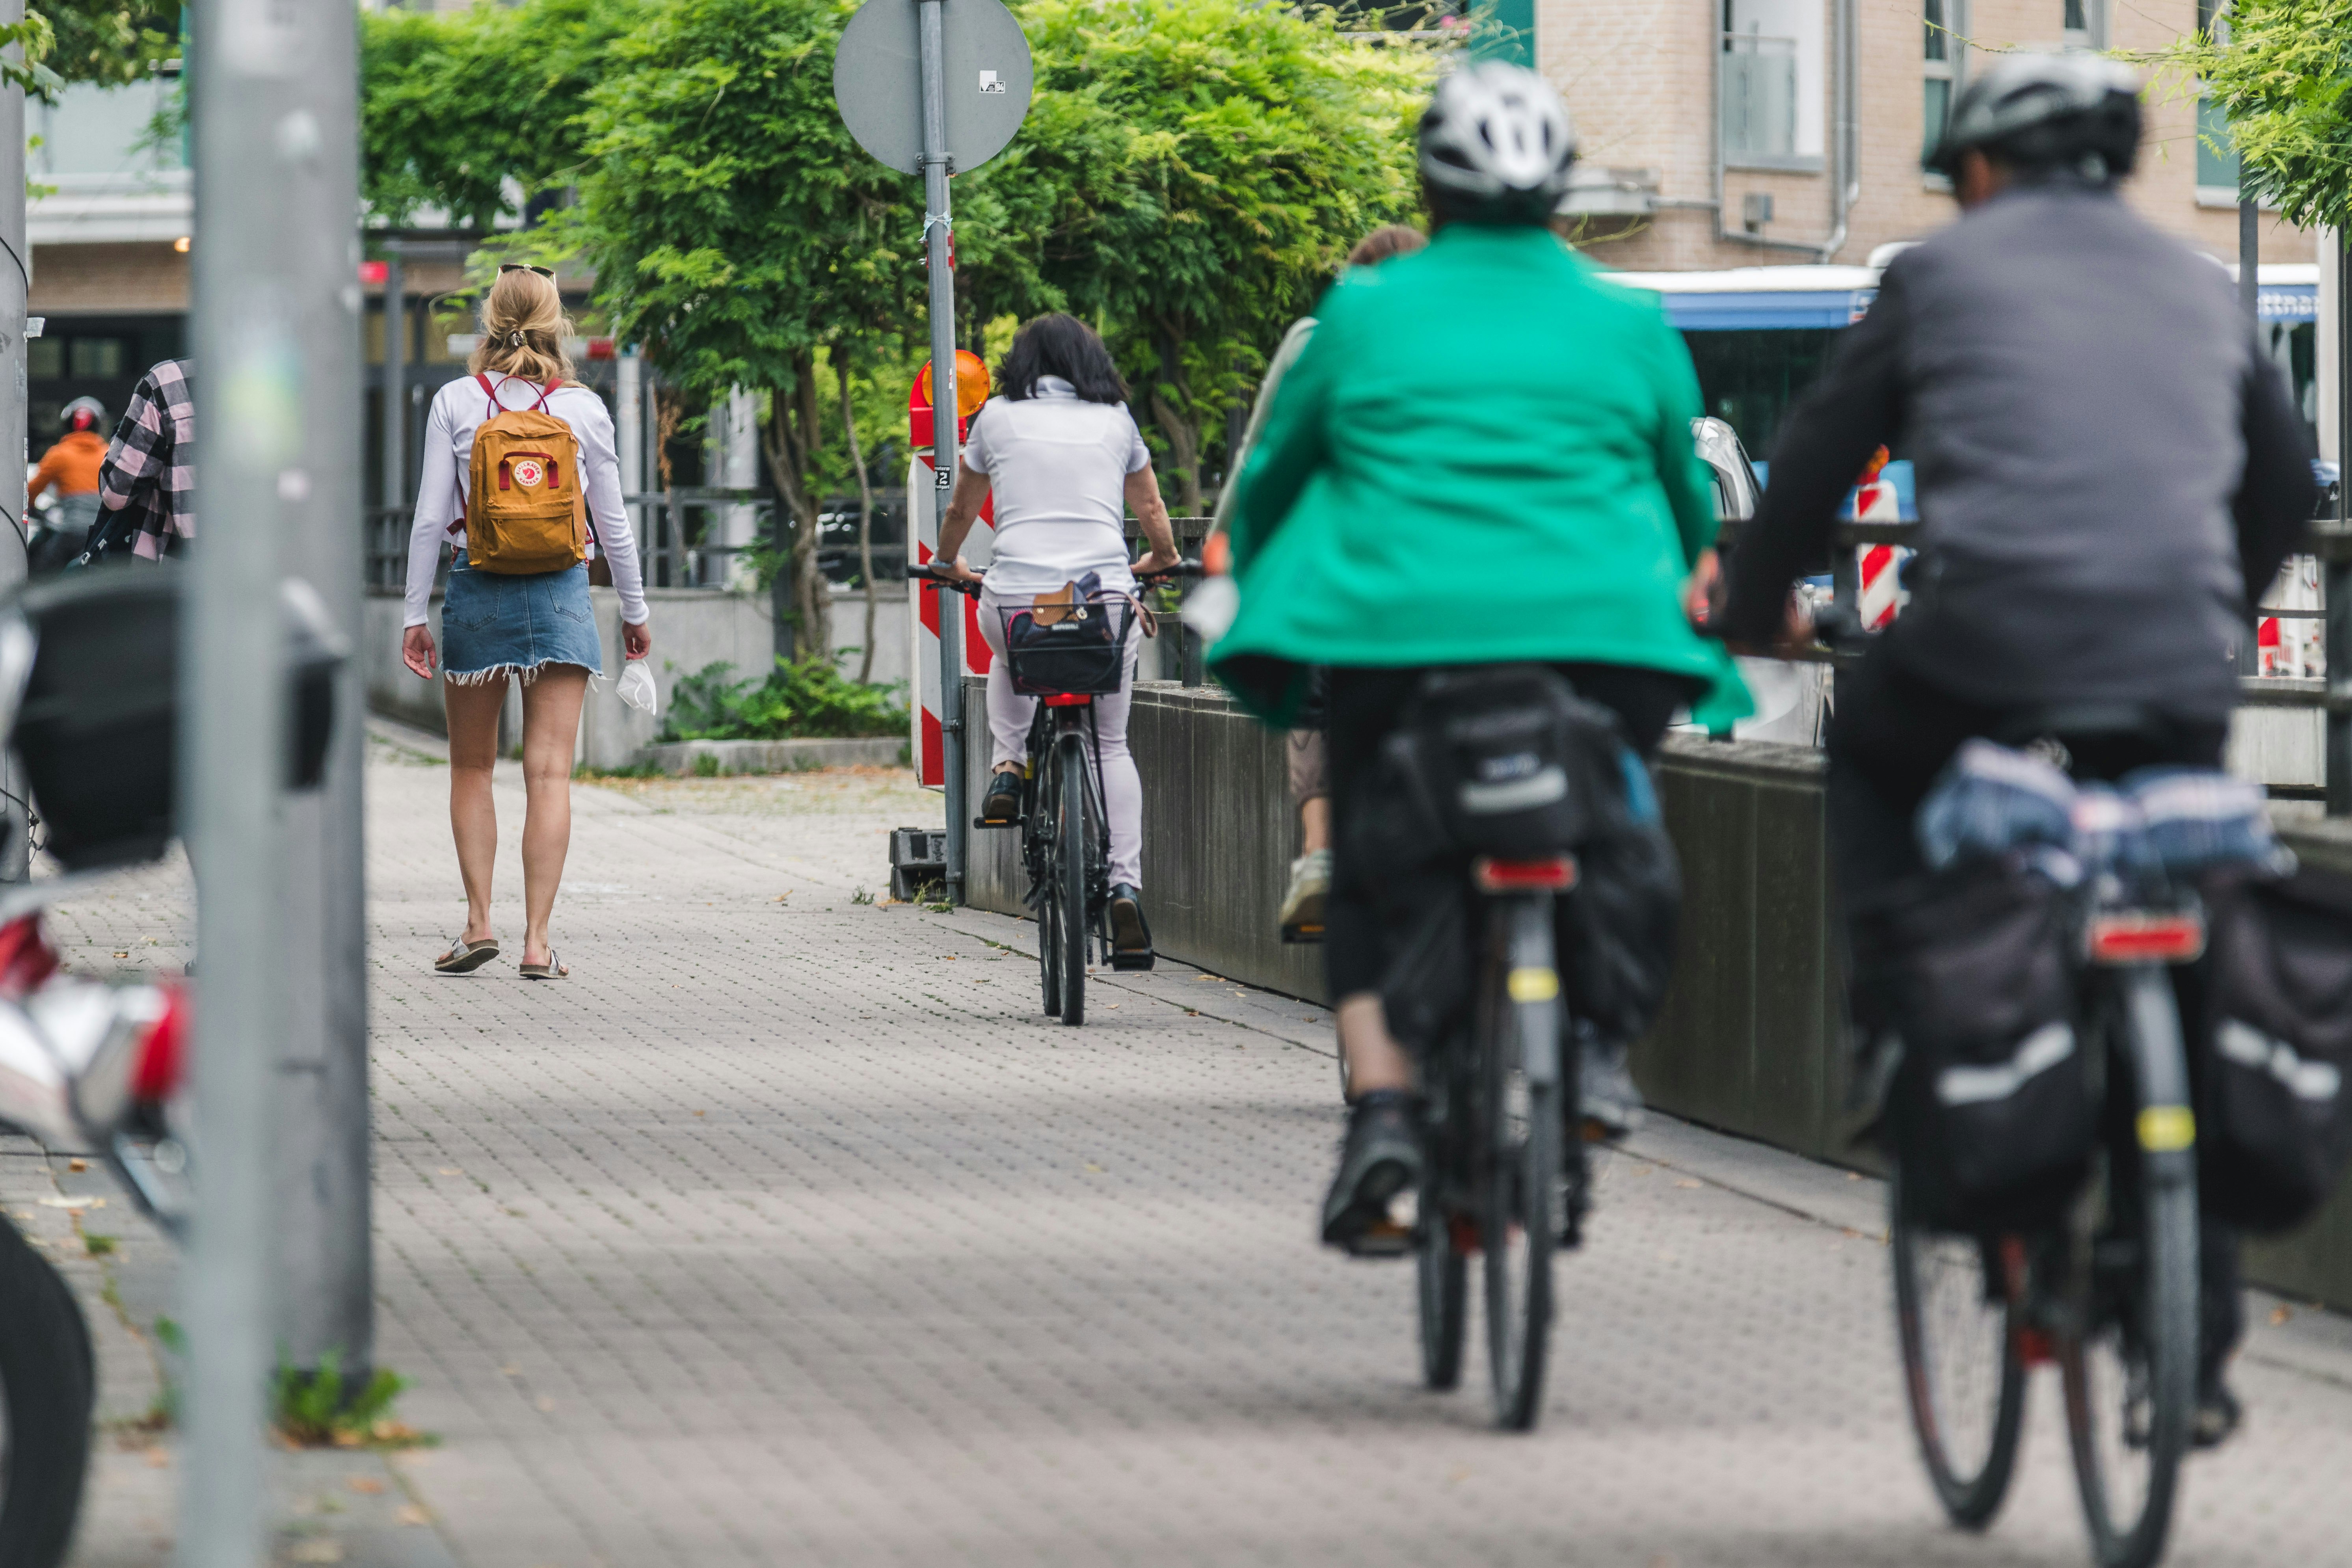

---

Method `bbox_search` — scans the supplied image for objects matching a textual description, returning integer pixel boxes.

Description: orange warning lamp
[917,350,990,420]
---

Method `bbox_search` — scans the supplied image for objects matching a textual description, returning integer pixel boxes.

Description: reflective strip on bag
[1935,1021,2076,1107]
[2217,1018,2345,1103]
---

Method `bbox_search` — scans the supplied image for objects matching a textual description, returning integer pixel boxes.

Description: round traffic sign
[833,0,1033,177]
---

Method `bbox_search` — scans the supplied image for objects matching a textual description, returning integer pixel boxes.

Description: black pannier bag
[1856,857,2095,1231]
[1350,667,1680,1054]
[13,567,180,871]
[1001,572,1131,697]
[2191,867,2352,1233]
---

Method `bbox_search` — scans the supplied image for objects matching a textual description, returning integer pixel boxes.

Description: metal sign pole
[0,0,28,884]
[179,0,303,1555]
[275,0,372,1407]
[919,0,968,901]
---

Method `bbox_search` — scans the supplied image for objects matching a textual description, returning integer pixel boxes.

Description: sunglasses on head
[500,262,556,279]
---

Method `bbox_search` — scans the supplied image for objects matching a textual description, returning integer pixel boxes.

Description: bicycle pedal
[1108,949,1155,972]
[1346,1218,1414,1258]
[1280,924,1326,945]
[972,815,1025,829]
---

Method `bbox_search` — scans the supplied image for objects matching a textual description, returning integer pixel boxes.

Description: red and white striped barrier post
[907,358,994,788]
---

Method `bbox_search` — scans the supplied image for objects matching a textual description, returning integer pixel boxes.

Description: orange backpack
[452,374,589,575]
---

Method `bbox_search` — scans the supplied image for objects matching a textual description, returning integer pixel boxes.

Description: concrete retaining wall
[365,583,912,770]
[960,673,2352,1311]
[649,736,906,776]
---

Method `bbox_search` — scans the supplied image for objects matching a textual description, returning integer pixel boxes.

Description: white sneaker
[1280,849,1331,941]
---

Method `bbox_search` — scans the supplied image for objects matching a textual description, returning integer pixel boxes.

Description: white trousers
[977,584,1145,888]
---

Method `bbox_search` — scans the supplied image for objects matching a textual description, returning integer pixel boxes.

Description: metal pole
[2239,198,2260,324]
[274,0,370,1403]
[180,0,305,1554]
[616,344,642,549]
[2330,232,2352,818]
[919,0,967,900]
[382,246,405,510]
[0,0,30,884]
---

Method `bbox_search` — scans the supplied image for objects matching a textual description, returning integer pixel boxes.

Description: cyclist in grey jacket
[1719,53,2318,1447]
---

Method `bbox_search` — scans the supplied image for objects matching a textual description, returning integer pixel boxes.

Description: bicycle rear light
[1041,692,1092,708]
[130,985,186,1103]
[1471,856,1579,894]
[2086,911,2205,965]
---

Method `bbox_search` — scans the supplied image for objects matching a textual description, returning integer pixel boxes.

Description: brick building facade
[1545,0,2309,273]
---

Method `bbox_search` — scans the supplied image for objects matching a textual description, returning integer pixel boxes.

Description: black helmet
[1418,63,1579,223]
[1928,52,2142,184]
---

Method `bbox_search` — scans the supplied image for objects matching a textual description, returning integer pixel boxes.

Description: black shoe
[1321,1090,1422,1256]
[2193,1375,2243,1450]
[980,768,1023,824]
[1106,883,1154,971]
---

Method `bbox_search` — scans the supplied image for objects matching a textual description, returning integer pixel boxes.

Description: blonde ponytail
[469,268,575,386]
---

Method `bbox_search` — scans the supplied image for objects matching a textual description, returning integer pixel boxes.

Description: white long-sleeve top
[404,374,650,629]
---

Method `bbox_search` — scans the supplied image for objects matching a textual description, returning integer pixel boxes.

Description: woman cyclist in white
[934,314,1182,964]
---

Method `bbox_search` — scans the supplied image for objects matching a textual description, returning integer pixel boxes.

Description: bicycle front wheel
[1479,895,1559,1431]
[1053,737,1089,1027]
[1891,1177,2028,1529]
[2061,965,2199,1568]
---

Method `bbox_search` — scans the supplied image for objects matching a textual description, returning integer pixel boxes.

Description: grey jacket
[1720,180,2315,719]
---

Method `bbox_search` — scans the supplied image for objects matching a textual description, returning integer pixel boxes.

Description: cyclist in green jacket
[1210,62,1749,1251]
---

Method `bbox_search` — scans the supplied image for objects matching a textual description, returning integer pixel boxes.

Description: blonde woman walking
[398,264,652,978]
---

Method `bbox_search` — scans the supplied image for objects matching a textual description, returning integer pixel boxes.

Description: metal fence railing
[365,488,913,595]
[1768,516,2352,817]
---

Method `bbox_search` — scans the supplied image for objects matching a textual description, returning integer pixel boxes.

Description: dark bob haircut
[996,313,1129,405]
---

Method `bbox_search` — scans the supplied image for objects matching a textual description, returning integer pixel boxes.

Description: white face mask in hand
[617,661,657,715]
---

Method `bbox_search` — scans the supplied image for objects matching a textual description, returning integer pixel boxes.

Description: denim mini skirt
[440,560,603,684]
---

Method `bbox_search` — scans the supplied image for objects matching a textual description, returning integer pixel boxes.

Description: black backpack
[1855,858,2098,1232]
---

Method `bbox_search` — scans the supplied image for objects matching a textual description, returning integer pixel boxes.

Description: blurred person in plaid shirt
[89,358,193,563]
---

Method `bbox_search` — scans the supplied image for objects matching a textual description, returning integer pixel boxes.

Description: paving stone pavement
[33,732,2352,1566]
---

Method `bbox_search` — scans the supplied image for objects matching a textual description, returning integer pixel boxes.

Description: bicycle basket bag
[2192,867,2352,1233]
[1390,666,1619,857]
[1859,858,2095,1231]
[12,567,180,870]
[1003,572,1129,697]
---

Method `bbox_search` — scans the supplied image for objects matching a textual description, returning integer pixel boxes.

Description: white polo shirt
[958,375,1150,598]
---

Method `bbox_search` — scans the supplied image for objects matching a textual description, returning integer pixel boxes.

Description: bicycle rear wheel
[1416,1127,1466,1390]
[1034,763,1062,1017]
[1891,1177,2028,1529]
[1480,895,1559,1431]
[1053,737,1089,1027]
[2061,966,2198,1568]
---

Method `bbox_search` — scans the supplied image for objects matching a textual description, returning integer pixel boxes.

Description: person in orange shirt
[28,398,109,573]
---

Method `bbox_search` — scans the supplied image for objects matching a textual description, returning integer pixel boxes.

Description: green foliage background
[359,0,1435,539]
[2157,0,2352,229]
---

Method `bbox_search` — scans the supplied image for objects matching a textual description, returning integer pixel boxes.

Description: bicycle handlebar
[905,560,1206,595]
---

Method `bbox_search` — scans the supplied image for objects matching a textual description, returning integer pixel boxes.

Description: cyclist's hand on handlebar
[1684,549,1721,630]
[1722,591,1817,659]
[1135,544,1183,578]
[941,556,983,588]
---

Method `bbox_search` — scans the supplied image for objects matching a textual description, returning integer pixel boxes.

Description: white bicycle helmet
[1418,62,1579,220]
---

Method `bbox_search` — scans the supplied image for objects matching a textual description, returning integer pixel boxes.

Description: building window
[67,338,124,379]
[1923,0,1963,170]
[1723,0,1824,169]
[2196,0,2241,200]
[2062,0,2104,47]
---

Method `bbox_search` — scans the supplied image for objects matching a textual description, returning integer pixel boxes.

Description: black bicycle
[909,562,1198,1025]
[1891,714,2214,1568]
[1410,851,1586,1430]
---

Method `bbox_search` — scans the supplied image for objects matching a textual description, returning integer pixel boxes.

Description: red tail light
[0,915,58,1000]
[1041,692,1092,708]
[1472,856,1579,894]
[131,986,187,1102]
[2087,912,2205,965]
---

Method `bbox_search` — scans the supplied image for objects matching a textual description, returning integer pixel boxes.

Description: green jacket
[1209,224,1751,732]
